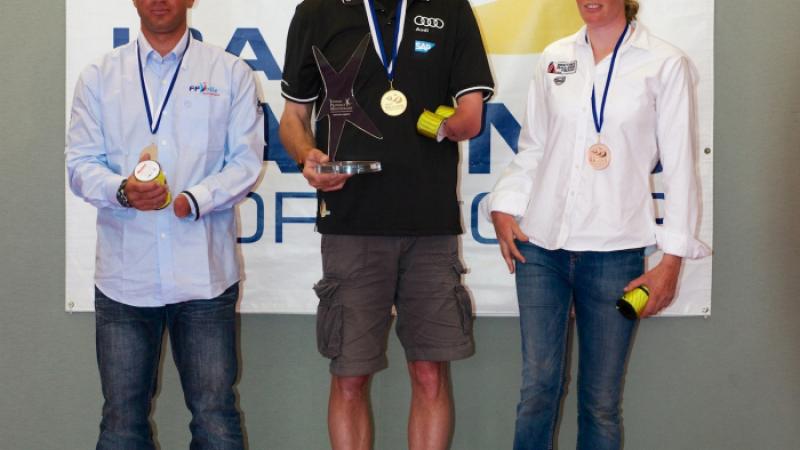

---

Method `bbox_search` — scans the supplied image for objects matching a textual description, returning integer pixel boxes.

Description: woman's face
[575,0,626,28]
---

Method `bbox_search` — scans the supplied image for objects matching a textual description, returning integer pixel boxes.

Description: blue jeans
[513,243,643,450]
[94,284,244,450]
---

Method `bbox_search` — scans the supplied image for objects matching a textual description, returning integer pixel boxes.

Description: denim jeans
[513,243,643,450]
[94,284,244,450]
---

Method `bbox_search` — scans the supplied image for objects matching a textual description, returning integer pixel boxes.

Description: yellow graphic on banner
[474,0,583,54]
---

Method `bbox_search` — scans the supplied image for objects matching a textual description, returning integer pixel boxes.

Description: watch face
[117,179,131,207]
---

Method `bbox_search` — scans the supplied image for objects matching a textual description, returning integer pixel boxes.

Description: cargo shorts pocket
[452,262,474,335]
[313,278,343,359]
[454,285,474,335]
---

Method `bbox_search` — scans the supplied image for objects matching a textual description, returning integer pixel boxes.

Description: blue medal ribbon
[364,0,407,84]
[137,33,191,135]
[591,22,629,137]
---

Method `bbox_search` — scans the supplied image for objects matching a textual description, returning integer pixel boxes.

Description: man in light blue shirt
[66,0,263,448]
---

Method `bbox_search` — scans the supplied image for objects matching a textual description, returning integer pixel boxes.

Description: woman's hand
[491,211,529,274]
[624,254,683,318]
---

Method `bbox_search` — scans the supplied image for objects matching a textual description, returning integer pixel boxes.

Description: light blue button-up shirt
[66,30,264,306]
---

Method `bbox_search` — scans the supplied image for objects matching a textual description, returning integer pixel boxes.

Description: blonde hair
[625,0,639,22]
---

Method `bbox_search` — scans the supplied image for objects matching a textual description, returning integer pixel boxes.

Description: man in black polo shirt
[279,0,493,448]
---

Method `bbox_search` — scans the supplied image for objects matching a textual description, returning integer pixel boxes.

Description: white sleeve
[653,55,711,259]
[183,60,264,218]
[481,59,549,220]
[65,66,127,209]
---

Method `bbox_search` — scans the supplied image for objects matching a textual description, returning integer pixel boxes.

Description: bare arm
[279,100,350,191]
[441,91,485,142]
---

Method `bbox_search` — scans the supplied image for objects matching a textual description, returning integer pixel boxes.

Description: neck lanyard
[591,22,629,136]
[137,33,191,135]
[364,0,407,85]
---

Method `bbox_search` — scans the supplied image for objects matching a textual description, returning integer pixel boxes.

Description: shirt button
[160,233,166,239]
[161,140,167,146]
[161,80,168,85]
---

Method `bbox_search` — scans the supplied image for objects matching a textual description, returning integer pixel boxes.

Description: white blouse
[485,23,710,259]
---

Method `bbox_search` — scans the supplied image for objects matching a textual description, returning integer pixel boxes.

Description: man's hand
[302,149,352,192]
[173,194,191,218]
[491,211,529,274]
[125,154,168,211]
[624,254,683,318]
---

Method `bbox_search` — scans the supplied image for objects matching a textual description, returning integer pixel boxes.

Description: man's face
[133,0,194,36]
[575,0,626,28]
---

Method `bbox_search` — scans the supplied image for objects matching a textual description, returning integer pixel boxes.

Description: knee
[579,391,621,427]
[332,375,370,401]
[520,362,567,398]
[409,361,447,400]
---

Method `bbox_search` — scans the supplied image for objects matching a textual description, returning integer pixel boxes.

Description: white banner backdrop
[66,0,714,316]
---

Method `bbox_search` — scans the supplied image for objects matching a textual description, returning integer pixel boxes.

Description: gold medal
[587,143,611,170]
[380,89,407,117]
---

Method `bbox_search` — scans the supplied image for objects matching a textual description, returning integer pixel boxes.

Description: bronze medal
[587,143,611,170]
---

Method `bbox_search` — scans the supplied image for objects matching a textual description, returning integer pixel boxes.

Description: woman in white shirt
[484,1,710,449]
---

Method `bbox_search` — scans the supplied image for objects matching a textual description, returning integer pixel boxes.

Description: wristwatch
[116,179,131,208]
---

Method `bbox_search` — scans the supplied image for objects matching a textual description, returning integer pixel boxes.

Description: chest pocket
[175,89,231,156]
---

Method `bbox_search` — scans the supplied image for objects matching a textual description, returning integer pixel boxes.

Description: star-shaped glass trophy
[313,34,383,175]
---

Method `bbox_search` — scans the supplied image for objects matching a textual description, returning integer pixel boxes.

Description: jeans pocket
[313,278,343,359]
[454,285,474,336]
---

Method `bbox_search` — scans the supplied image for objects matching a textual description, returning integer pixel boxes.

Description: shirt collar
[137,28,191,67]
[575,21,651,52]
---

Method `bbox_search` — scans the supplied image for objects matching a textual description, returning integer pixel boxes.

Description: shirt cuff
[480,191,529,221]
[179,192,199,221]
[655,228,712,259]
[108,174,127,208]
[183,184,212,219]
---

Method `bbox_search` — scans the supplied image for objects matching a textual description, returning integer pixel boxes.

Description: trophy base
[316,161,382,175]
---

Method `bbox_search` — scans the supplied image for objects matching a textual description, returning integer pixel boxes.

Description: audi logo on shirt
[414,15,445,29]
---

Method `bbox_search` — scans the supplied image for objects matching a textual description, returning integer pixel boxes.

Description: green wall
[1,1,798,448]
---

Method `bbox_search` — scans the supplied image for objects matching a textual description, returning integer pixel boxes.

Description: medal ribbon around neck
[137,33,191,135]
[364,0,407,85]
[590,22,629,139]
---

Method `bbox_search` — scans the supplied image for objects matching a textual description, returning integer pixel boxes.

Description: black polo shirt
[282,0,494,236]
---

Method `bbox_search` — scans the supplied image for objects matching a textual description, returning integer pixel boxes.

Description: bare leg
[408,361,453,450]
[329,374,372,450]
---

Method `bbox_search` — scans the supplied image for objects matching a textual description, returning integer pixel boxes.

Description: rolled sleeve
[653,55,711,259]
[655,228,711,259]
[483,72,548,221]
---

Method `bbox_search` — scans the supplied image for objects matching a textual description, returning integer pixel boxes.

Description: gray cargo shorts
[313,235,475,377]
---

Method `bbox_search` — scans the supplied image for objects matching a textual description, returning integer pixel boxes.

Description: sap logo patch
[414,40,436,54]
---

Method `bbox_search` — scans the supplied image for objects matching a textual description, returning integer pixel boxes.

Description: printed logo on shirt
[188,82,220,96]
[414,15,445,33]
[553,75,566,86]
[546,60,578,75]
[414,40,436,54]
